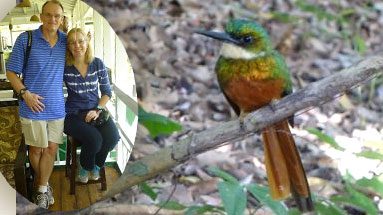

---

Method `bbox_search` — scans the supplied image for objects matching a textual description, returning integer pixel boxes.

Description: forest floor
[85,0,383,214]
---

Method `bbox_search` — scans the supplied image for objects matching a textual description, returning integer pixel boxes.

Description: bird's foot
[268,99,279,113]
[238,111,248,132]
[239,119,245,131]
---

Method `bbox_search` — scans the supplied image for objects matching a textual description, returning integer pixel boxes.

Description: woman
[64,28,119,183]
[59,15,69,33]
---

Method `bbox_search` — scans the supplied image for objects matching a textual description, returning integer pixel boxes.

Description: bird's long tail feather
[262,125,291,199]
[262,120,314,211]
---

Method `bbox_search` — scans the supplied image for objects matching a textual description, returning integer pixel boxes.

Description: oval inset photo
[0,0,137,211]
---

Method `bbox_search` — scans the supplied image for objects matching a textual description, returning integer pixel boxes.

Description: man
[6,0,66,209]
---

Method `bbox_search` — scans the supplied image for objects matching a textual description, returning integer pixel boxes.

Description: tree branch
[103,56,383,199]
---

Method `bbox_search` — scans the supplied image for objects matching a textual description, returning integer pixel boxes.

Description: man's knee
[44,142,59,156]
[29,146,43,156]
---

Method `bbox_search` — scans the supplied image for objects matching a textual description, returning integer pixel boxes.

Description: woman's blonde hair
[66,28,94,66]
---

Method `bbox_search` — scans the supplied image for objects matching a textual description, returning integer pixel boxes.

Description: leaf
[138,105,182,138]
[355,176,383,197]
[295,0,336,21]
[345,181,377,214]
[339,8,356,18]
[331,181,378,215]
[139,182,157,201]
[218,181,247,215]
[270,12,299,23]
[287,208,301,215]
[185,205,225,215]
[355,150,383,161]
[158,200,186,210]
[352,35,367,55]
[247,184,288,215]
[207,166,239,184]
[314,200,347,215]
[306,128,345,151]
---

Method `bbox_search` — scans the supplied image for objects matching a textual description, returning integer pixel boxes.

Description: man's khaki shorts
[20,117,64,148]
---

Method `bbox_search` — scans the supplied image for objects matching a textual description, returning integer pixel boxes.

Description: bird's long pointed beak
[194,29,240,45]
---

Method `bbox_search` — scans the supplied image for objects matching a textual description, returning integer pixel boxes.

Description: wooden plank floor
[48,166,120,211]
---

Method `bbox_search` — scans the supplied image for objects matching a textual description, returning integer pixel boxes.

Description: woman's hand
[85,109,101,123]
[23,91,45,113]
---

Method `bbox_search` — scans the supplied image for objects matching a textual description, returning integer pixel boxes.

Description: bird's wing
[275,50,295,127]
[282,89,295,127]
[215,57,241,116]
[222,90,241,116]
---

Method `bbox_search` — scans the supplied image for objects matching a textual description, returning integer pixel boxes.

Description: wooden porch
[48,166,120,211]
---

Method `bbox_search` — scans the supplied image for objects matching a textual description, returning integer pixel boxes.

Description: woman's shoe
[77,166,89,183]
[89,165,100,180]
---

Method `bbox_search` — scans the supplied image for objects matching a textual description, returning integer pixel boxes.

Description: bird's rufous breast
[223,76,285,112]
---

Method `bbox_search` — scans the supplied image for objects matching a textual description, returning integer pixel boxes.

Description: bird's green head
[225,19,271,51]
[196,19,272,59]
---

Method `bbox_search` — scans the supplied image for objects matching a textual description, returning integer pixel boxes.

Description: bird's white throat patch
[220,43,265,59]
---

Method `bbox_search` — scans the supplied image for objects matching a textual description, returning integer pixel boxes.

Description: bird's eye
[242,36,253,44]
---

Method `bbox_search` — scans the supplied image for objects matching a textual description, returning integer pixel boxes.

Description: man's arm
[6,70,25,94]
[6,70,45,113]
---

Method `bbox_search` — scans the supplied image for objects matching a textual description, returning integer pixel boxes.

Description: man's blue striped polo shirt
[64,57,112,114]
[7,26,67,120]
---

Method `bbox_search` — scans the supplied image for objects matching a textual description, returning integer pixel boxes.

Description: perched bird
[196,19,313,212]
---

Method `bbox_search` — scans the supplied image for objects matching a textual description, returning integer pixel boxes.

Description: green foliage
[314,200,347,215]
[287,208,301,215]
[295,0,337,21]
[305,131,381,214]
[352,35,367,55]
[139,182,157,201]
[291,1,367,54]
[137,125,381,215]
[139,181,224,214]
[208,166,239,184]
[270,12,299,23]
[247,184,288,215]
[306,127,345,151]
[217,181,247,215]
[355,150,383,161]
[138,105,182,138]
[331,181,379,215]
[209,167,288,214]
[185,205,225,215]
[158,200,187,210]
[355,176,383,197]
[139,165,381,215]
[208,167,381,215]
[338,8,356,18]
[288,198,349,215]
[346,172,383,199]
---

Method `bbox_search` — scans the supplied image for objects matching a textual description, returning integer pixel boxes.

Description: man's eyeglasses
[42,13,62,20]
